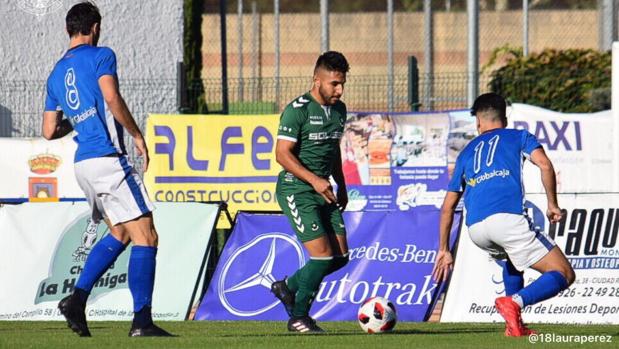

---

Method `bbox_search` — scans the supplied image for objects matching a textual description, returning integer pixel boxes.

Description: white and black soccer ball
[357,296,397,333]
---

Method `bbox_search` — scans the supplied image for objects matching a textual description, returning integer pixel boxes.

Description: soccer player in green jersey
[270,51,351,333]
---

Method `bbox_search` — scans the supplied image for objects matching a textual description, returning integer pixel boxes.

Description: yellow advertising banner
[145,114,281,227]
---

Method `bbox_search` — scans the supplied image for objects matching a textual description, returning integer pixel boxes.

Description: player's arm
[432,190,462,283]
[529,147,562,223]
[331,146,348,210]
[98,75,149,171]
[275,139,336,204]
[42,110,73,140]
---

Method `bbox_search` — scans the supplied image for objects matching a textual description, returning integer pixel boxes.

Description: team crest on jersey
[311,223,319,232]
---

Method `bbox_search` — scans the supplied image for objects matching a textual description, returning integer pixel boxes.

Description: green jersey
[276,92,347,192]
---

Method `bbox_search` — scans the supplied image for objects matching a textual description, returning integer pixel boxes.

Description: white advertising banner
[441,194,619,324]
[449,104,615,193]
[0,135,83,201]
[0,202,219,321]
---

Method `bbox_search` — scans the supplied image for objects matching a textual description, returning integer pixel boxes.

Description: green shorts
[276,189,346,243]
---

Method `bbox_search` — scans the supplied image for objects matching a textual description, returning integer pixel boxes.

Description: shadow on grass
[213,327,500,338]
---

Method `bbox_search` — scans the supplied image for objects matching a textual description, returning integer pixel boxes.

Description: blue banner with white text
[195,209,461,321]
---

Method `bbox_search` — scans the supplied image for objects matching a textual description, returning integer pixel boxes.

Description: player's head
[470,92,507,129]
[312,51,350,105]
[66,2,101,46]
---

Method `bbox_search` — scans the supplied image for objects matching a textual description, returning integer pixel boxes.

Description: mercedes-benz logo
[218,233,305,317]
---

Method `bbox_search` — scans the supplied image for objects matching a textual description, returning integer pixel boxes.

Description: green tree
[184,0,208,113]
[487,47,611,113]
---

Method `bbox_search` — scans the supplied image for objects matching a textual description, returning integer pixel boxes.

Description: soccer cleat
[128,323,174,337]
[270,278,295,317]
[287,316,325,334]
[58,294,91,337]
[505,324,536,337]
[495,296,528,337]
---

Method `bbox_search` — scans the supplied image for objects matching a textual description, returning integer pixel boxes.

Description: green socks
[288,258,332,317]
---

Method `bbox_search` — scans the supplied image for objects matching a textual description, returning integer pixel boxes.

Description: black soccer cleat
[270,278,295,317]
[287,316,325,334]
[128,323,174,337]
[58,294,91,337]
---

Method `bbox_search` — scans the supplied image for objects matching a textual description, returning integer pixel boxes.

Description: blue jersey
[448,128,542,226]
[44,44,126,162]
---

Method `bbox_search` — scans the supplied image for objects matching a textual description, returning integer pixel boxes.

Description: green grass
[0,321,617,349]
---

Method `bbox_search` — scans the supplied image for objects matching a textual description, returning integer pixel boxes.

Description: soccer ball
[357,297,397,333]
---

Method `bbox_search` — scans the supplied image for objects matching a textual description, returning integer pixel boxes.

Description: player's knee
[133,229,158,247]
[146,230,159,247]
[562,266,575,286]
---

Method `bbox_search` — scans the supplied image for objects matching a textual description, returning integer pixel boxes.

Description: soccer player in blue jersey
[432,93,575,336]
[42,2,171,337]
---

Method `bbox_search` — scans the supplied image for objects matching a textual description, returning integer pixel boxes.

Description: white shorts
[74,155,154,225]
[468,213,556,271]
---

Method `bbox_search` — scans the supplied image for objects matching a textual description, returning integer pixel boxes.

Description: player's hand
[432,250,454,283]
[546,205,563,223]
[311,177,336,204]
[133,135,149,172]
[336,186,348,211]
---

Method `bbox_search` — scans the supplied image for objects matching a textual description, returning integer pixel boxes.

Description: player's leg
[492,213,574,336]
[286,235,333,333]
[73,218,128,303]
[100,156,171,337]
[511,246,575,308]
[499,258,531,336]
[502,259,524,296]
[119,213,159,334]
[468,214,530,336]
[59,159,128,337]
[323,203,349,276]
[273,191,332,332]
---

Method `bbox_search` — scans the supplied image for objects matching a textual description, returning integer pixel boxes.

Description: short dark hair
[66,2,101,37]
[314,51,350,75]
[471,92,507,121]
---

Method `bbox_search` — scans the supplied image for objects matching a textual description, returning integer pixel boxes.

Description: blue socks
[74,234,157,328]
[516,271,568,307]
[75,234,126,302]
[502,260,524,296]
[128,246,157,322]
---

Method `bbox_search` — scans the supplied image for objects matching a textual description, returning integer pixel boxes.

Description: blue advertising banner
[195,209,461,321]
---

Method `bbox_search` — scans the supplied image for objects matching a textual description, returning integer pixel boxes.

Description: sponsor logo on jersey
[283,172,295,183]
[71,106,97,124]
[308,131,343,141]
[468,169,511,187]
[309,115,323,125]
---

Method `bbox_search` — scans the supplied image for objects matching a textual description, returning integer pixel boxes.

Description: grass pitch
[0,321,616,349]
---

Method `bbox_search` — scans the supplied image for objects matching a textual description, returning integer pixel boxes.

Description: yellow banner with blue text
[145,114,281,227]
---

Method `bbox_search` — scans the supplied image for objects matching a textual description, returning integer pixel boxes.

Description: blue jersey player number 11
[432,93,576,337]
